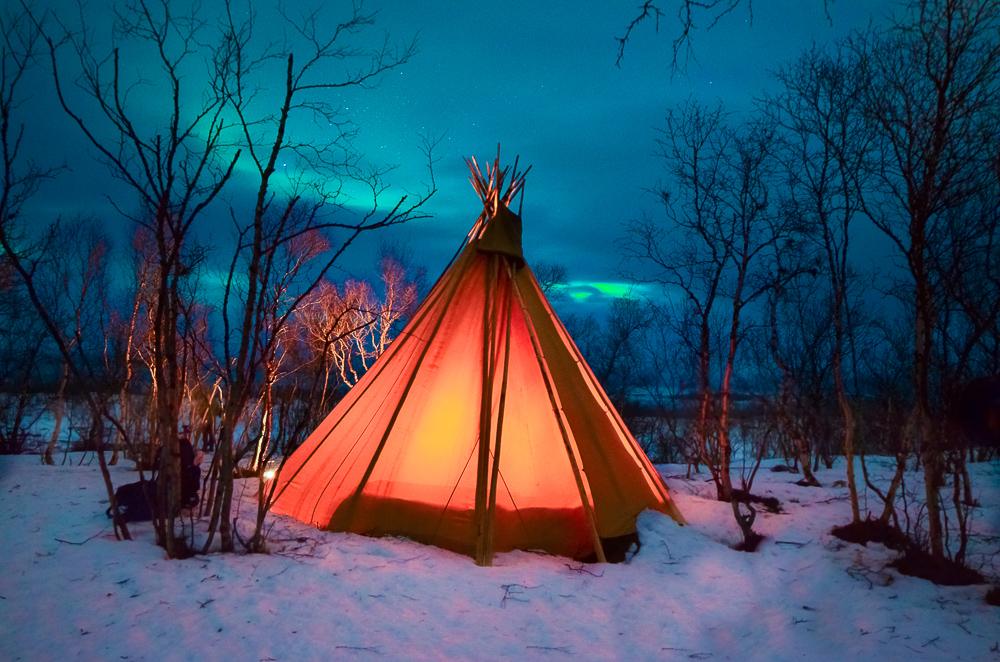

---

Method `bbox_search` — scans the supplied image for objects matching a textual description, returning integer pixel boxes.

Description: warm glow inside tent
[272,155,684,565]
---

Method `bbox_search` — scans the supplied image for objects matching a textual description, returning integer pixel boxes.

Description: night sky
[22,0,888,311]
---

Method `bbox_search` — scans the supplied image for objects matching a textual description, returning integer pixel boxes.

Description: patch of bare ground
[832,518,985,586]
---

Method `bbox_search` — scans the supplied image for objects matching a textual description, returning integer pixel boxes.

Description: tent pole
[474,255,496,565]
[511,278,607,563]
[484,264,515,563]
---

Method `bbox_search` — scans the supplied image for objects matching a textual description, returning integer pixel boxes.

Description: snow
[1,455,997,661]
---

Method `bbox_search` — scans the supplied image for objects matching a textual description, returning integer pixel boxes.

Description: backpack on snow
[106,479,157,523]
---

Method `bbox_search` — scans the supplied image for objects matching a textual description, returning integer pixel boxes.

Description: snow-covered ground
[1,454,997,661]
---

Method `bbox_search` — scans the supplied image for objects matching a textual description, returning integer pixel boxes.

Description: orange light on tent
[271,150,683,565]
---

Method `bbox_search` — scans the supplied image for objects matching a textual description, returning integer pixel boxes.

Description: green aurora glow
[552,281,652,302]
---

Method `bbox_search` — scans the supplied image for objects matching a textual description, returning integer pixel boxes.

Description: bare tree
[106,228,158,466]
[40,0,240,557]
[0,5,135,539]
[203,1,437,553]
[769,42,874,518]
[589,297,654,409]
[929,188,1000,563]
[0,262,46,455]
[615,0,750,69]
[858,0,1000,561]
[624,100,804,549]
[765,273,830,486]
[35,218,112,465]
[296,279,368,399]
[534,262,568,295]
[623,101,730,498]
[638,304,703,469]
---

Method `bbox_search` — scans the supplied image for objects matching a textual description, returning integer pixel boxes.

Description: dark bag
[106,479,157,523]
[181,464,202,508]
[177,437,201,507]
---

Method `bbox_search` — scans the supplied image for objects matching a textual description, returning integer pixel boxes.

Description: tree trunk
[833,348,860,522]
[914,249,944,559]
[42,362,69,465]
[717,358,735,502]
[218,411,238,553]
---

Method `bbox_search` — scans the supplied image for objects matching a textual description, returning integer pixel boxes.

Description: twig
[662,647,712,657]
[54,529,106,545]
[265,565,292,580]
[563,563,604,577]
[860,625,896,636]
[335,645,380,653]
[615,1,663,67]
[500,583,537,607]
[526,645,572,654]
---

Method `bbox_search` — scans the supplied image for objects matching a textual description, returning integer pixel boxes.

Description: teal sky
[21,1,887,310]
[342,0,883,299]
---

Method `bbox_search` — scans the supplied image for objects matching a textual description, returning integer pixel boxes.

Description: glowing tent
[272,155,683,565]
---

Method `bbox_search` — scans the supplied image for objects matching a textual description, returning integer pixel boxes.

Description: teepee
[272,154,683,565]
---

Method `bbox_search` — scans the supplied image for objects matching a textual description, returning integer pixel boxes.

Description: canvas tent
[272,155,684,565]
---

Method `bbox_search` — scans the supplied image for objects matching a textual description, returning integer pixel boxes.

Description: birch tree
[769,43,873,516]
[41,0,239,556]
[859,0,1000,561]
[203,1,436,553]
